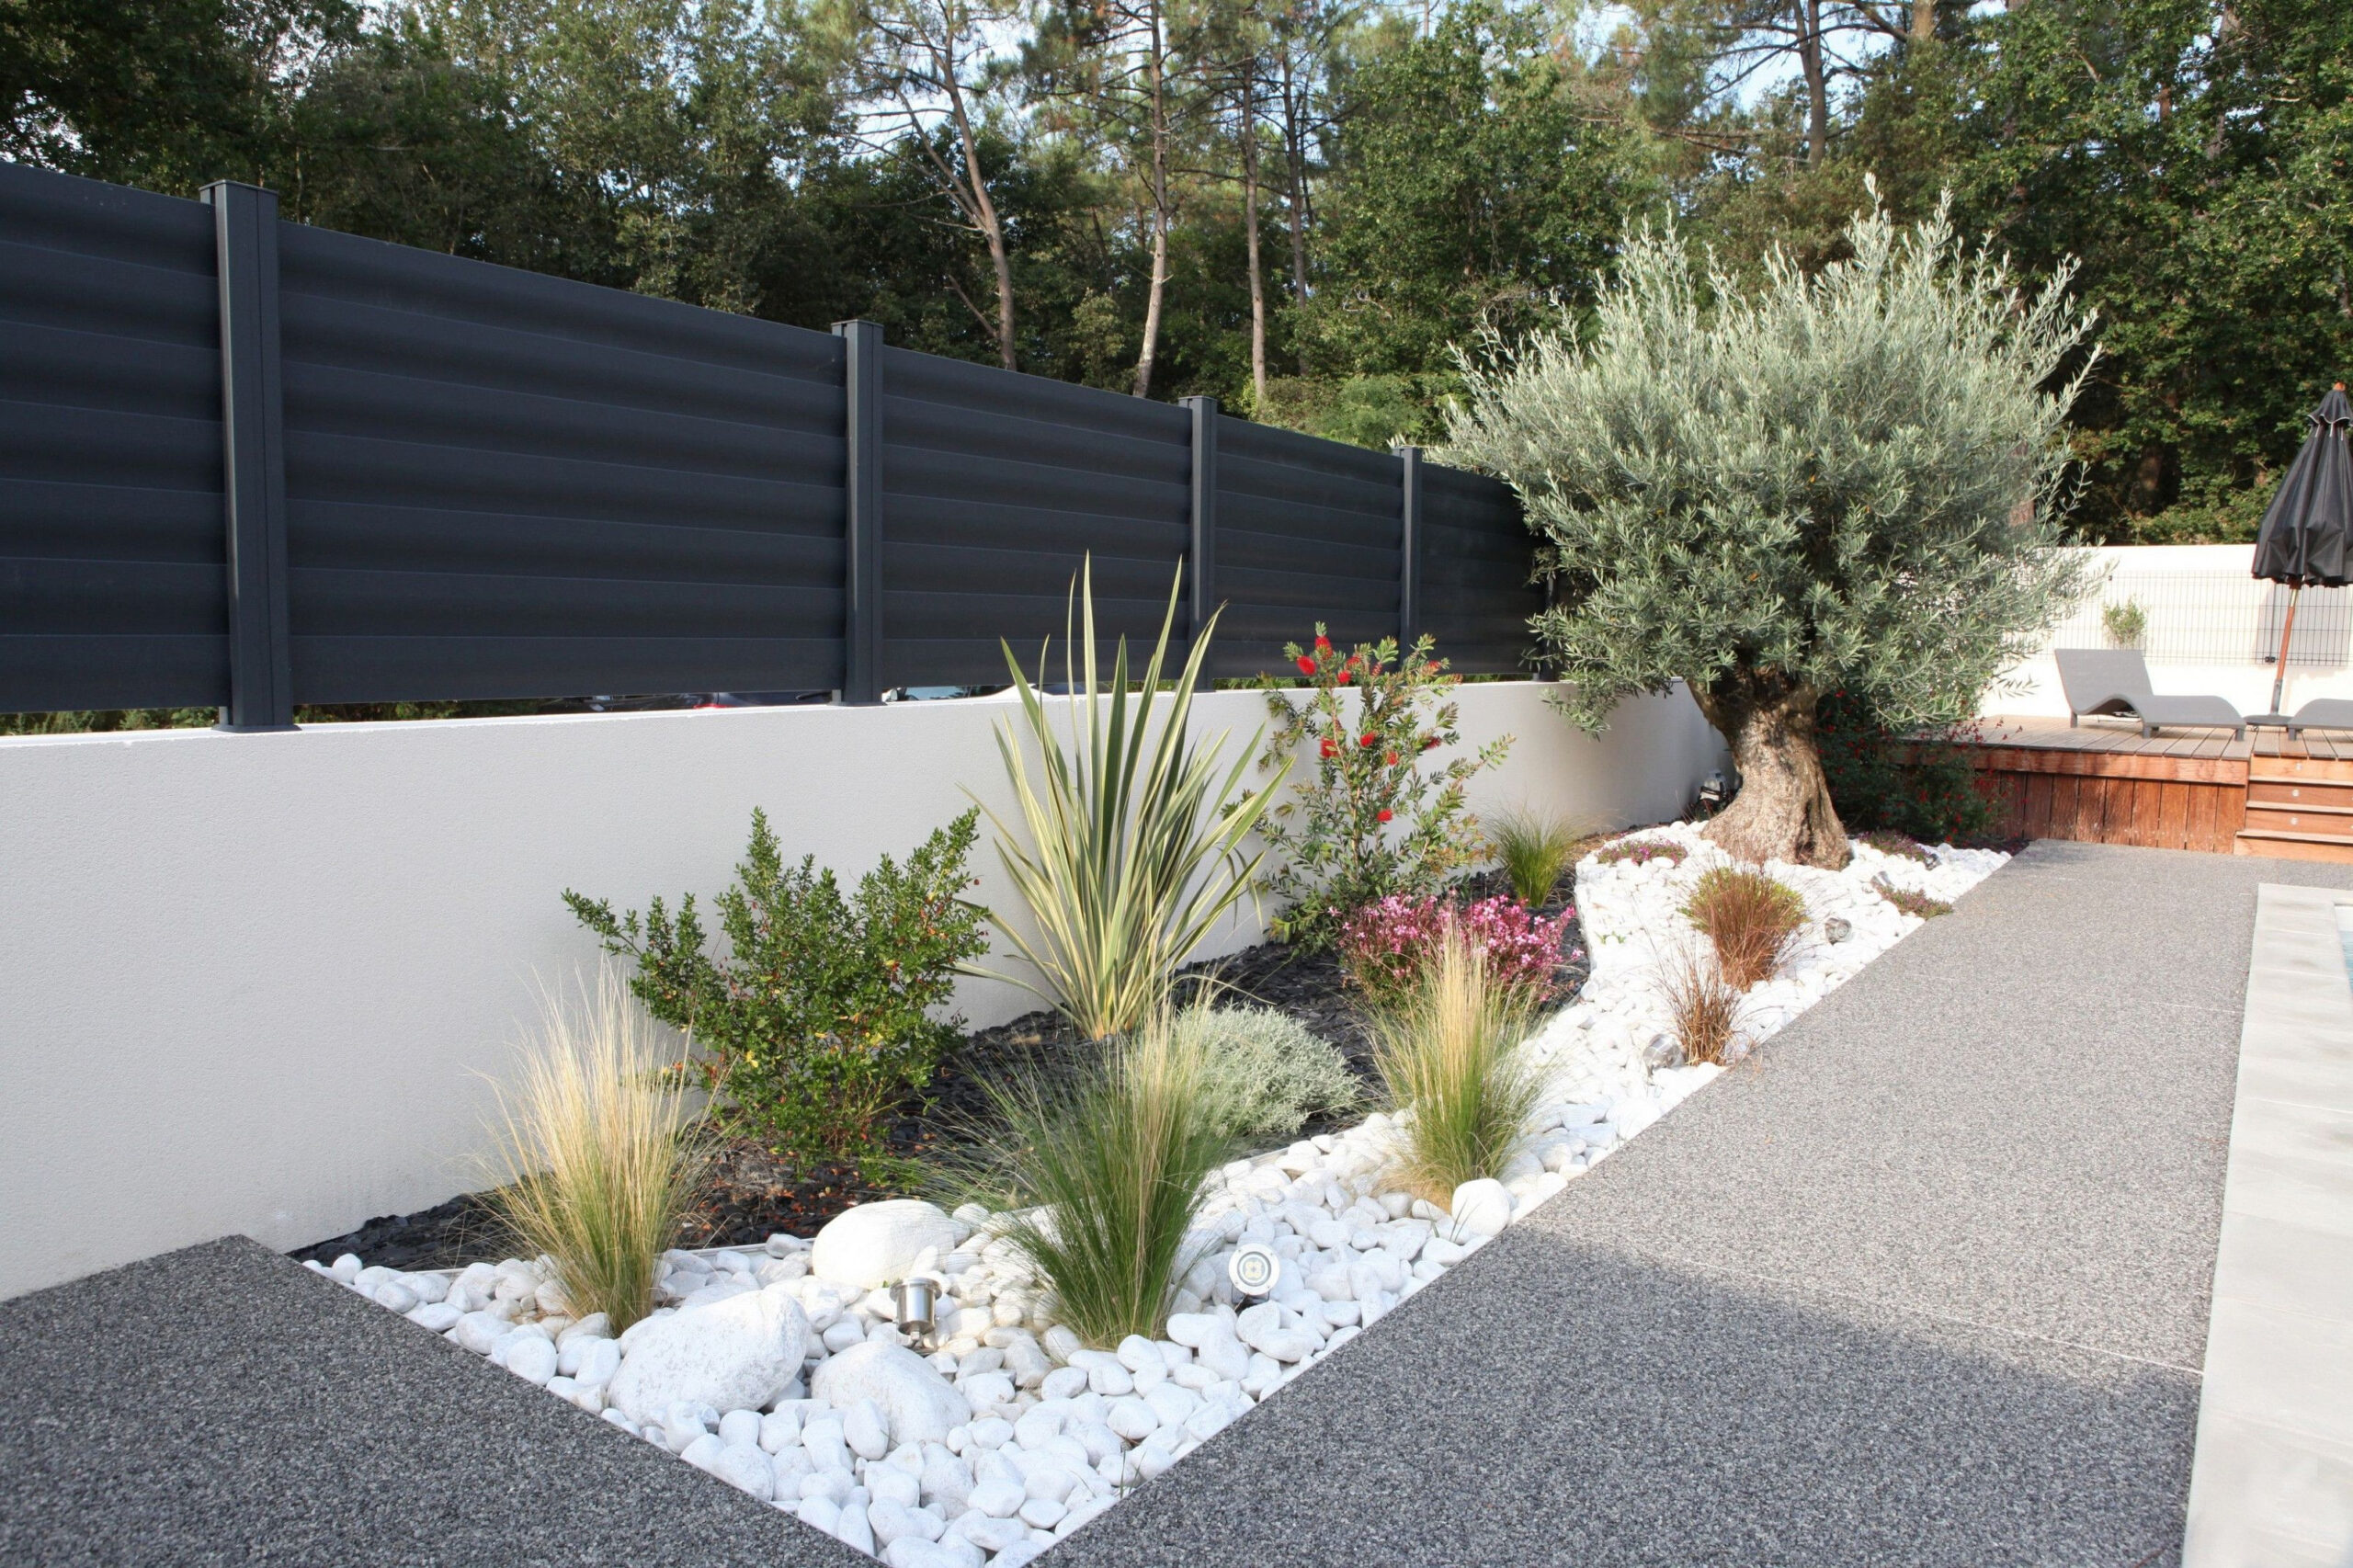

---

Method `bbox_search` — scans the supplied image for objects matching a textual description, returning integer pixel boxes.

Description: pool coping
[2184,882,2353,1566]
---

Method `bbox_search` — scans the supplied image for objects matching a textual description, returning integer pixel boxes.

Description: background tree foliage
[3,0,2347,538]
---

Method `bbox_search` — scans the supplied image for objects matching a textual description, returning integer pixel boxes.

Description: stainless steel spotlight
[892,1275,939,1343]
[1227,1243,1279,1300]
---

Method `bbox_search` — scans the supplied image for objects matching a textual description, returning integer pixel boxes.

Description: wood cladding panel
[1979,756,2243,853]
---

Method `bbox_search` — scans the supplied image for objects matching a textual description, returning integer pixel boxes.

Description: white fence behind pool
[1995,544,2353,720]
[0,682,1724,1301]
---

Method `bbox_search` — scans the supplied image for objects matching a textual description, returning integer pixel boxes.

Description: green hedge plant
[564,810,987,1176]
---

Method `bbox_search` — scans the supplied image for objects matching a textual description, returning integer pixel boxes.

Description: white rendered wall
[1992,544,2353,719]
[0,681,1722,1299]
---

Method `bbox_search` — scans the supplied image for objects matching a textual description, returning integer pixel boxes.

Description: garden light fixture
[892,1275,940,1344]
[1227,1244,1279,1301]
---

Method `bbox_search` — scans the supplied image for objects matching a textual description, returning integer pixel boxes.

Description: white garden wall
[1992,544,2353,719]
[0,681,1722,1300]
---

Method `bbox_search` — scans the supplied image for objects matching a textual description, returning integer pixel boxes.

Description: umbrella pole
[2272,584,2302,716]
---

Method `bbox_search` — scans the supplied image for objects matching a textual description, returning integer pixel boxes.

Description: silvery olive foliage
[1439,194,2104,736]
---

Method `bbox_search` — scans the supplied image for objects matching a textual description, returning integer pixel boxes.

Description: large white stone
[503,1335,560,1386]
[813,1339,973,1449]
[1449,1179,1513,1240]
[813,1200,961,1290]
[607,1283,811,1424]
[704,1440,775,1500]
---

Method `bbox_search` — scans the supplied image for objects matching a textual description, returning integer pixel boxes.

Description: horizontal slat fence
[0,162,1542,722]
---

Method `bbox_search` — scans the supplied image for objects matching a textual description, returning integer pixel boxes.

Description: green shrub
[2102,598,2148,648]
[1816,690,2003,846]
[1173,1003,1362,1140]
[982,560,1280,1040]
[563,809,987,1176]
[1371,926,1542,1206]
[959,1010,1237,1346]
[1254,628,1509,950]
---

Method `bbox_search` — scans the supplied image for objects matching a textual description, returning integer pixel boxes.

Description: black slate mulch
[293,878,1586,1271]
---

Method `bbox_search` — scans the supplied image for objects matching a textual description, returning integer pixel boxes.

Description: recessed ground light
[1228,1243,1279,1300]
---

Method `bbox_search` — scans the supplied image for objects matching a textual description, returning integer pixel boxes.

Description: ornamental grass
[1681,865,1807,988]
[1659,942,1745,1066]
[963,1008,1238,1347]
[482,968,709,1332]
[1488,806,1586,906]
[1371,926,1542,1207]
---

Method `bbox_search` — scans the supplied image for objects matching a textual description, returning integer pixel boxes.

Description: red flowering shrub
[1254,626,1509,950]
[1340,894,1574,1009]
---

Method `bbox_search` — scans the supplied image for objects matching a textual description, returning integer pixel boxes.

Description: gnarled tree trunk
[1692,674,1849,869]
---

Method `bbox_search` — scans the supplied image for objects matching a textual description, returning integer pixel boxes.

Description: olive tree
[1440,196,2100,868]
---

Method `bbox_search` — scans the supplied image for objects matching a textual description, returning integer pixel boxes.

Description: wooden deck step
[2234,828,2353,863]
[2249,754,2353,785]
[2247,775,2353,810]
[2245,804,2353,837]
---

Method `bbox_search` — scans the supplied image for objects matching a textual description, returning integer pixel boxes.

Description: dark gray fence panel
[0,162,1540,713]
[1420,463,1544,672]
[878,347,1193,687]
[0,163,229,709]
[275,222,848,702]
[1215,416,1403,666]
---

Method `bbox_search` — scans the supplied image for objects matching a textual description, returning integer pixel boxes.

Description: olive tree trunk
[1691,675,1850,869]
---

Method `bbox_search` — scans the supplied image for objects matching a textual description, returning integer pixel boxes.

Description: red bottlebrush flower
[1377,808,1393,823]
[1313,634,1332,651]
[1424,662,1440,676]
[1421,734,1440,751]
[1296,654,1316,676]
[1336,671,1352,685]
[1384,751,1399,767]
[1359,733,1378,748]
[1319,737,1337,758]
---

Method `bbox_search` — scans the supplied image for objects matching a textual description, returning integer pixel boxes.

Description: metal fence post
[1398,444,1423,651]
[834,318,883,703]
[1182,395,1218,672]
[203,180,293,730]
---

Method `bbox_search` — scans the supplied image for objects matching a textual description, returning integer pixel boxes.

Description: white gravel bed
[311,823,2004,1567]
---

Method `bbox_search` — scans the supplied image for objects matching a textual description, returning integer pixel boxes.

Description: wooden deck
[1961,716,2353,859]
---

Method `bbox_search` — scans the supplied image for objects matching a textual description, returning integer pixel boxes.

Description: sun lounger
[2283,699,2353,736]
[2053,649,2245,738]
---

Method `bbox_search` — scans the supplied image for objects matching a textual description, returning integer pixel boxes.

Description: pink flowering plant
[1340,893,1575,1010]
[1592,835,1688,869]
[1253,627,1509,951]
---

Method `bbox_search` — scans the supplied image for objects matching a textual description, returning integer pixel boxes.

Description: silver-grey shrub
[1174,1003,1363,1140]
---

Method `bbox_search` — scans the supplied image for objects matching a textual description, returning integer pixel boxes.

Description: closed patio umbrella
[2250,382,2353,722]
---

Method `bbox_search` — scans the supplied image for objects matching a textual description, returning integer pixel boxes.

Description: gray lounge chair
[2053,649,2245,738]
[2283,699,2353,736]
